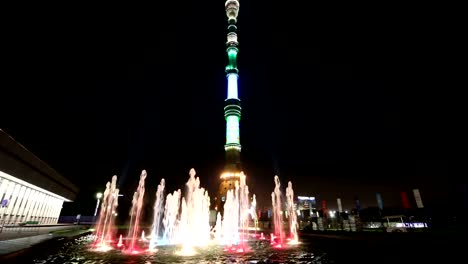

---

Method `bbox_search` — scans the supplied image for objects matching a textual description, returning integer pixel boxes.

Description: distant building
[296,196,316,219]
[0,129,78,225]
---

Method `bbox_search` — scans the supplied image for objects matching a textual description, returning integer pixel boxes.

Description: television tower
[216,0,242,211]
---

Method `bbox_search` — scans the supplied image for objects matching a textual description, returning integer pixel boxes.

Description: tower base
[215,171,242,212]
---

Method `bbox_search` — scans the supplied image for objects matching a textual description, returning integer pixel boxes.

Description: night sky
[2,2,464,218]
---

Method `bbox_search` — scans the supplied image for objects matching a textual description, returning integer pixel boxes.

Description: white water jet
[251,194,258,229]
[126,170,147,251]
[149,178,165,249]
[153,169,211,251]
[271,175,284,244]
[178,168,211,252]
[213,212,222,242]
[286,181,298,243]
[161,189,181,244]
[221,187,239,246]
[218,171,252,249]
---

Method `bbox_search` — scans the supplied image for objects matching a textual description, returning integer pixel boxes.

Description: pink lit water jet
[271,175,284,246]
[259,232,265,240]
[93,175,119,251]
[270,176,300,248]
[125,170,147,253]
[117,234,123,247]
[286,181,299,244]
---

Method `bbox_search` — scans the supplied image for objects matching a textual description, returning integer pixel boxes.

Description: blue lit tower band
[216,0,242,211]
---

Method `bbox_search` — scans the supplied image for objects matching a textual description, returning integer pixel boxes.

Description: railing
[0,221,40,234]
[58,215,95,224]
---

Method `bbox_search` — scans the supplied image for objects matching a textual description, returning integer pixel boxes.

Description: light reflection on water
[31,234,328,264]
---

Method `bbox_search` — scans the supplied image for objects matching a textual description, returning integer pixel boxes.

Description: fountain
[271,176,300,247]
[92,175,119,251]
[31,168,422,264]
[89,168,300,257]
[175,168,211,255]
[220,171,252,252]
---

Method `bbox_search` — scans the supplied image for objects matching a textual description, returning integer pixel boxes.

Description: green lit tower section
[217,0,242,211]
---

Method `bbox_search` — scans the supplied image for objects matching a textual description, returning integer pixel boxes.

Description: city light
[297,196,315,201]
[94,192,103,217]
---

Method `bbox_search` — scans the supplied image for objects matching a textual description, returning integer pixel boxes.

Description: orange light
[220,172,243,179]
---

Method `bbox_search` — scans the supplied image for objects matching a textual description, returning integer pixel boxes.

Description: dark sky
[1,2,464,217]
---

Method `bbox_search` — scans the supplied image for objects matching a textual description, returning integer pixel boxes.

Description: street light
[94,192,103,218]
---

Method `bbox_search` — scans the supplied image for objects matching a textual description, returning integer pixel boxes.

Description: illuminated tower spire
[217,0,242,211]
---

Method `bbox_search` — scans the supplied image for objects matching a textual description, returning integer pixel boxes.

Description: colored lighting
[226,48,238,71]
[224,144,241,151]
[226,115,240,144]
[220,171,243,179]
[223,1,241,153]
[221,0,243,200]
[227,73,238,99]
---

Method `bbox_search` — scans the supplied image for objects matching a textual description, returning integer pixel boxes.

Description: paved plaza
[0,224,91,259]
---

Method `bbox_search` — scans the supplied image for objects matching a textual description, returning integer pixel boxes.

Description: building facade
[296,196,317,219]
[0,129,78,226]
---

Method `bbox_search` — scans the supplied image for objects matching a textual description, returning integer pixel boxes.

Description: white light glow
[395,222,427,228]
[226,115,240,144]
[227,33,238,44]
[227,73,238,99]
[224,145,241,151]
[220,172,243,179]
[225,0,240,21]
[297,196,315,201]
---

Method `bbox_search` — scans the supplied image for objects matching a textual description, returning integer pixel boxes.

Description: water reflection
[30,234,327,264]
